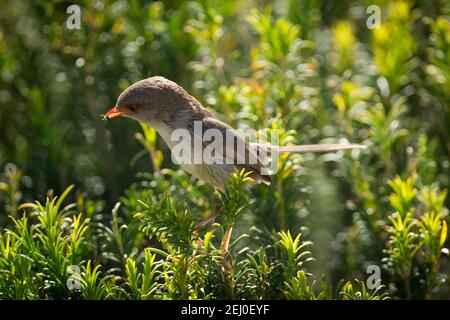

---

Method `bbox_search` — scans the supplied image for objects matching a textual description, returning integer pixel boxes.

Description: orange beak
[103,106,133,120]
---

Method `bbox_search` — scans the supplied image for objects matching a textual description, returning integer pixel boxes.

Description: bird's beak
[102,106,132,120]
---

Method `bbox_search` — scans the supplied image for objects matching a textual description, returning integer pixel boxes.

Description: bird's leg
[194,214,217,248]
[193,229,203,248]
[196,213,217,229]
[221,226,233,253]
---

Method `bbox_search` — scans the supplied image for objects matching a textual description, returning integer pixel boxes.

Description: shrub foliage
[0,0,449,299]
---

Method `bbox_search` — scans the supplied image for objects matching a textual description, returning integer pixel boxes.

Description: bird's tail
[268,143,366,153]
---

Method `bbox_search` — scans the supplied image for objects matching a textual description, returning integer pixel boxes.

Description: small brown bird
[104,76,364,189]
[104,76,365,251]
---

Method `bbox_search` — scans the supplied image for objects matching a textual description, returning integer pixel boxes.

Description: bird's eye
[129,106,136,112]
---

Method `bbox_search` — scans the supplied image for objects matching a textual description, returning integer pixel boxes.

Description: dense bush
[0,0,448,299]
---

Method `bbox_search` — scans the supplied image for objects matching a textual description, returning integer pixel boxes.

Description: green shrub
[0,0,448,299]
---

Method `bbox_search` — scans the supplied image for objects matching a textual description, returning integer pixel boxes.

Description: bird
[103,76,365,251]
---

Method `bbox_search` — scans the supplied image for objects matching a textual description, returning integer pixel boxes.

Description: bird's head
[103,76,197,125]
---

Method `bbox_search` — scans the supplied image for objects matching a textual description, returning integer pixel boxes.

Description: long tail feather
[269,143,366,153]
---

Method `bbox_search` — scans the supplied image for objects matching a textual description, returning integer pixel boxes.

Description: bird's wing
[199,117,271,185]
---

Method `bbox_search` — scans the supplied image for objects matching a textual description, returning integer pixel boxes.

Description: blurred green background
[0,0,449,299]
